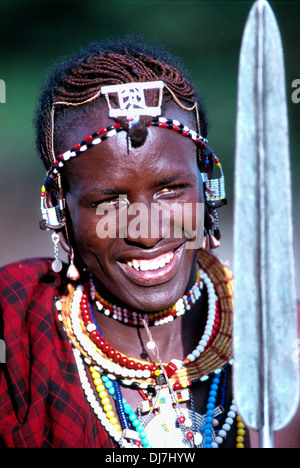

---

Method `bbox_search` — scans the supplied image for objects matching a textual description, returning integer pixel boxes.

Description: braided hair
[34,35,208,170]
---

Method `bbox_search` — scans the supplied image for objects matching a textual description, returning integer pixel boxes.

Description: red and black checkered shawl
[0,258,114,448]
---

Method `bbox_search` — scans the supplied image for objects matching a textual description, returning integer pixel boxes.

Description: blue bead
[129,412,137,421]
[205,436,213,444]
[206,409,214,417]
[124,404,131,413]
[142,438,150,447]
[206,402,215,410]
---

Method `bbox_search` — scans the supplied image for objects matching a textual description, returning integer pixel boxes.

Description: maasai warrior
[0,36,298,448]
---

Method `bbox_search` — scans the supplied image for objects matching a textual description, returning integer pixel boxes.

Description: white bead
[184,419,193,428]
[215,436,223,445]
[147,341,155,350]
[222,423,231,432]
[225,417,234,425]
[187,354,196,362]
[218,430,227,438]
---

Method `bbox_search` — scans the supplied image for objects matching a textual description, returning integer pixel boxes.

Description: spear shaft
[233,0,299,448]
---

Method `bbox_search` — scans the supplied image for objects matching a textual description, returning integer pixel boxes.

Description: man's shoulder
[0,258,61,316]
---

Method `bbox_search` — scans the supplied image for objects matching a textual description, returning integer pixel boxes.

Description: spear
[233,0,299,448]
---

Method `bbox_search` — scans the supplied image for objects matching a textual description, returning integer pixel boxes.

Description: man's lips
[116,243,185,286]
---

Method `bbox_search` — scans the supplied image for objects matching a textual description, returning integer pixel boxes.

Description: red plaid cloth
[0,258,114,448]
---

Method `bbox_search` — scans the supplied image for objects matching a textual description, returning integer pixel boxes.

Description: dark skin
[57,101,248,447]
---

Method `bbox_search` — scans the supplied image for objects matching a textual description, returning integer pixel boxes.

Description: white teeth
[132,259,139,270]
[126,252,174,271]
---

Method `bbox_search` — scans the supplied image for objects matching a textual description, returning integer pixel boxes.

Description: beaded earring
[201,147,227,210]
[51,232,63,273]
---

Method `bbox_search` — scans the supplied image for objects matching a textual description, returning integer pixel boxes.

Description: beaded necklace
[89,265,202,327]
[58,250,245,448]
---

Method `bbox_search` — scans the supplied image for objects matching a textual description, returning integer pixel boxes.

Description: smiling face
[59,102,204,312]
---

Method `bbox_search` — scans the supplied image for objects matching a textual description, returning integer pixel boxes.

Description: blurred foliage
[0,0,299,285]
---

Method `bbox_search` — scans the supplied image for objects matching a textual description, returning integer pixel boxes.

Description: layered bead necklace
[58,250,245,448]
[89,266,202,327]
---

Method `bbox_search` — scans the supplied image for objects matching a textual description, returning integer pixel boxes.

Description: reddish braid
[35,37,207,170]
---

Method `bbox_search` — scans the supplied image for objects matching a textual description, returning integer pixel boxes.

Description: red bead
[120,356,128,366]
[103,344,111,354]
[107,348,115,359]
[73,143,81,150]
[186,431,194,440]
[165,361,178,378]
[114,353,122,362]
[127,360,136,369]
[84,135,93,142]
[98,128,107,135]
[173,382,181,391]
[177,415,186,424]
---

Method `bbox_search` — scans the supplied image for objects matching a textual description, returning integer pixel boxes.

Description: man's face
[61,105,204,312]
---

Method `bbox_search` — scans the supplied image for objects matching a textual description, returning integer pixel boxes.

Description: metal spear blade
[233,0,299,448]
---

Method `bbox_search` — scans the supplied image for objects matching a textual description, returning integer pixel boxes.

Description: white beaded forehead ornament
[40,80,226,274]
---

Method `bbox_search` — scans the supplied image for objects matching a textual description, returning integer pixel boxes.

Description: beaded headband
[40,81,226,231]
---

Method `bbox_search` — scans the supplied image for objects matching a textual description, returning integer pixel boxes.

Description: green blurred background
[0,0,299,295]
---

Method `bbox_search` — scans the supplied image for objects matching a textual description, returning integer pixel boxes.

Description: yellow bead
[94,378,102,386]
[237,422,245,429]
[237,429,246,437]
[110,417,118,426]
[154,370,161,376]
[96,384,105,393]
[236,436,244,444]
[41,186,46,193]
[114,424,122,433]
[103,403,113,412]
[106,410,115,419]
[99,391,107,399]
[236,443,245,449]
[101,397,110,406]
[92,371,101,380]
[181,381,188,388]
[236,415,243,423]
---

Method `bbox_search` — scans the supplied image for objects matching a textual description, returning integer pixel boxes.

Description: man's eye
[91,196,128,208]
[158,185,187,196]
